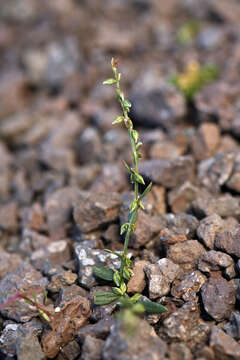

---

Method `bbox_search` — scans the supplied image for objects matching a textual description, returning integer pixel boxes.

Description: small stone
[74,246,121,289]
[21,203,46,232]
[162,302,201,343]
[227,155,240,192]
[41,296,91,358]
[0,202,18,233]
[0,262,48,322]
[198,250,234,273]
[56,285,88,306]
[144,258,179,299]
[210,326,240,359]
[90,163,128,193]
[160,228,188,248]
[47,270,78,293]
[57,341,80,360]
[215,228,240,257]
[102,318,167,360]
[197,214,224,249]
[81,335,104,360]
[45,187,79,239]
[223,264,236,280]
[169,343,193,360]
[127,260,150,294]
[167,240,206,273]
[201,275,236,321]
[190,123,220,160]
[73,191,122,233]
[77,316,116,342]
[140,156,194,189]
[162,213,199,239]
[149,140,184,159]
[223,311,240,340]
[46,240,71,264]
[192,192,240,219]
[70,164,100,190]
[197,153,234,192]
[0,319,43,359]
[144,185,166,216]
[76,127,102,164]
[0,247,22,279]
[168,182,199,213]
[171,271,206,302]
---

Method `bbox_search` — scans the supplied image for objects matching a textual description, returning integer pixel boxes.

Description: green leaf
[134,173,145,185]
[123,267,132,281]
[104,249,123,259]
[123,161,131,172]
[120,282,127,294]
[93,266,114,281]
[103,78,117,85]
[129,293,141,304]
[140,300,168,314]
[93,292,120,305]
[112,287,123,296]
[131,130,139,144]
[112,116,124,125]
[130,200,138,212]
[139,182,152,200]
[120,223,129,235]
[113,271,121,287]
[123,99,131,108]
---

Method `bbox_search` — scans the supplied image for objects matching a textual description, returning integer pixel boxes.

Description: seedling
[177,21,201,45]
[93,59,167,316]
[0,287,55,322]
[170,60,219,102]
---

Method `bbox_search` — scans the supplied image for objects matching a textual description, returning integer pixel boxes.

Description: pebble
[73,191,122,233]
[144,258,179,299]
[201,275,236,321]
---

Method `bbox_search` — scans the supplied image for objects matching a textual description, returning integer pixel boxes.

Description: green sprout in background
[93,59,167,317]
[177,20,201,45]
[170,60,219,102]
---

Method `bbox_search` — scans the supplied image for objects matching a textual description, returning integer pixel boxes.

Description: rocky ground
[1,0,240,359]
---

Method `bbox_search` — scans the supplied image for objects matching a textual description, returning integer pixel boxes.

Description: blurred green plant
[170,60,219,102]
[93,58,167,317]
[177,21,201,45]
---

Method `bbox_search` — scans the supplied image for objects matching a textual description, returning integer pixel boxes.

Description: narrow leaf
[93,292,120,305]
[140,300,168,314]
[93,266,114,281]
[112,116,124,125]
[103,78,117,85]
[139,182,152,200]
[123,161,131,172]
[135,173,145,185]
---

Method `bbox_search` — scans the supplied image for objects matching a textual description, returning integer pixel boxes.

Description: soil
[1,0,240,359]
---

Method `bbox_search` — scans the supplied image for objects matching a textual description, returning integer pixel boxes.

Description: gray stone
[81,335,104,360]
[210,326,240,360]
[102,318,167,360]
[74,191,122,233]
[144,258,179,299]
[201,275,236,321]
[167,240,206,273]
[197,214,224,249]
[171,271,206,302]
[192,192,240,219]
[74,245,121,289]
[198,250,234,274]
[215,228,240,257]
[168,181,199,213]
[140,156,194,189]
[223,311,240,340]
